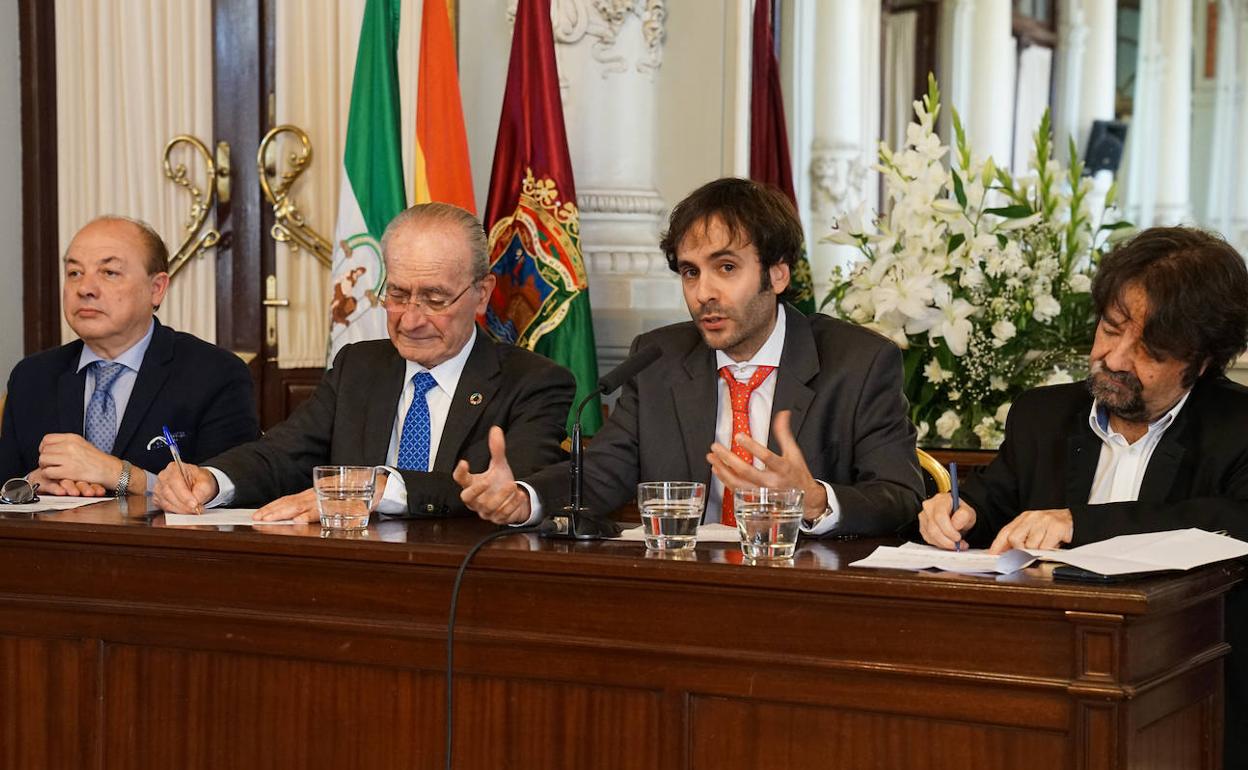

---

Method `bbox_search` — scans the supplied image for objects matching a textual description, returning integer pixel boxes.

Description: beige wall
[0,0,22,381]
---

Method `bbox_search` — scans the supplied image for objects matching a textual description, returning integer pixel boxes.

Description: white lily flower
[935,410,961,440]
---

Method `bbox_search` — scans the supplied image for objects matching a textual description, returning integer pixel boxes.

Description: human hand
[253,487,319,523]
[37,433,124,488]
[988,508,1073,554]
[453,426,532,525]
[26,467,107,497]
[151,462,217,514]
[917,492,978,550]
[706,410,827,520]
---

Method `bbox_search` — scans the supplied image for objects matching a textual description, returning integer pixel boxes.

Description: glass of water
[732,487,805,560]
[313,466,378,530]
[636,481,705,551]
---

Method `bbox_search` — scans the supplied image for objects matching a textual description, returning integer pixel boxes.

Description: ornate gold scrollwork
[162,134,224,278]
[258,124,333,268]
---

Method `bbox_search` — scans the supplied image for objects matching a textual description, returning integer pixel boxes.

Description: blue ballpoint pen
[162,426,201,514]
[949,461,961,552]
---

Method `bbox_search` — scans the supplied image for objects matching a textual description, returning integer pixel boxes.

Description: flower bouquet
[822,76,1131,448]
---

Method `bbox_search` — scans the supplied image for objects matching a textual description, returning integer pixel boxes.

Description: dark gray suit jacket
[528,305,924,535]
[208,331,576,516]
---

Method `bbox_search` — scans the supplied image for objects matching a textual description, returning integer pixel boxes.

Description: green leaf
[951,169,968,209]
[1097,220,1133,231]
[948,233,966,255]
[996,234,1009,249]
[984,204,1035,218]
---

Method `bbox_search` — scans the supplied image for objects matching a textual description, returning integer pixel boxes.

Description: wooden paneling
[18,0,61,355]
[100,645,660,770]
[690,696,1068,770]
[0,636,97,770]
[0,501,1235,769]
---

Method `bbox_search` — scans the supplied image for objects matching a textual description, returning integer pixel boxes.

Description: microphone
[539,345,662,539]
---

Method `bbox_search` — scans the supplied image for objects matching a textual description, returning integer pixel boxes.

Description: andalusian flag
[484,0,601,434]
[328,0,407,362]
[413,0,474,212]
[749,0,816,313]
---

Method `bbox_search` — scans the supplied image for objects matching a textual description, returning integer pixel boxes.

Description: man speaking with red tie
[456,177,923,535]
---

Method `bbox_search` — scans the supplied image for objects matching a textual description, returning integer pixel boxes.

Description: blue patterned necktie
[84,361,126,452]
[396,372,439,471]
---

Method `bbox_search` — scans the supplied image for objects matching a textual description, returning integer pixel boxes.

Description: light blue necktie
[396,372,439,471]
[84,361,126,452]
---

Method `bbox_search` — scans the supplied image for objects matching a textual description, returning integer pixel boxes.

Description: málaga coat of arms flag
[483,0,602,434]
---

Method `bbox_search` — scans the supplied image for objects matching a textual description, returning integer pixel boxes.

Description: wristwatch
[115,460,132,497]
[803,505,834,530]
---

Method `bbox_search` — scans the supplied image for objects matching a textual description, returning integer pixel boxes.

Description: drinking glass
[313,466,378,530]
[636,481,706,551]
[732,487,805,560]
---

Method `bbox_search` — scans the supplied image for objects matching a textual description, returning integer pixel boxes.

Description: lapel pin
[468,392,484,406]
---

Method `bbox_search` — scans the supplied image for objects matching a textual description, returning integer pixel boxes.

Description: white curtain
[1012,44,1053,176]
[883,11,917,159]
[273,0,420,368]
[55,0,217,344]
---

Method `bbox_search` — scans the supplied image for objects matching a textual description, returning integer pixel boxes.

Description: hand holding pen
[162,426,202,515]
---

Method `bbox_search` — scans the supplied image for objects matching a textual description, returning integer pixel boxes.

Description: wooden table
[0,499,1236,769]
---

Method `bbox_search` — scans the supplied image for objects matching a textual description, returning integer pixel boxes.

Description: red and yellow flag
[413,0,474,212]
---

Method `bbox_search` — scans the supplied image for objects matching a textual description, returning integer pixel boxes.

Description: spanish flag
[413,0,474,212]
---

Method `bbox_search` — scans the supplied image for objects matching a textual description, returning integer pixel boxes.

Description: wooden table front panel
[0,503,1236,770]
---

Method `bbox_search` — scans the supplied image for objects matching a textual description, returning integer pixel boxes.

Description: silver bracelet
[115,460,132,498]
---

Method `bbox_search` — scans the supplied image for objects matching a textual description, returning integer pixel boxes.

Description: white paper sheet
[852,529,1248,577]
[850,542,1037,574]
[616,523,741,543]
[163,510,296,527]
[0,496,108,513]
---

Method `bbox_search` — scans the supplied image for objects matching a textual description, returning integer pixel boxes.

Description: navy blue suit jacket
[0,319,260,479]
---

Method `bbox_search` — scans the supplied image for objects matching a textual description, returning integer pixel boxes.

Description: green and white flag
[327,0,407,363]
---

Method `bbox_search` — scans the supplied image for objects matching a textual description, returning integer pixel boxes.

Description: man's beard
[1087,359,1149,421]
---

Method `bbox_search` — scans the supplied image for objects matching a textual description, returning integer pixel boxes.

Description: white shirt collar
[77,319,156,374]
[402,326,477,395]
[714,305,786,375]
[1088,387,1191,444]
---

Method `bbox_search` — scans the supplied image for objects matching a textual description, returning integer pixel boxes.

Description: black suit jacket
[960,377,1248,547]
[0,319,260,479]
[957,376,1248,765]
[528,305,924,535]
[207,331,576,516]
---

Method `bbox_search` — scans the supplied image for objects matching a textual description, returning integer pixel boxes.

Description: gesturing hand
[706,410,828,520]
[453,426,532,525]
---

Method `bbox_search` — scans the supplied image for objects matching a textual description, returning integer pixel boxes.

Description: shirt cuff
[375,466,408,514]
[799,480,842,536]
[513,481,543,526]
[204,467,236,508]
[144,470,158,496]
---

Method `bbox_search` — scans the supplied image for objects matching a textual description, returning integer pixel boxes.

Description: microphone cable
[445,524,540,770]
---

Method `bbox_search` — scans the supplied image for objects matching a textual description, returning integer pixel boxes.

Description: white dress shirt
[75,319,158,490]
[1087,390,1190,504]
[206,329,478,510]
[522,310,841,535]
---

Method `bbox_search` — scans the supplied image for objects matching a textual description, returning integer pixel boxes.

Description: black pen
[949,461,961,552]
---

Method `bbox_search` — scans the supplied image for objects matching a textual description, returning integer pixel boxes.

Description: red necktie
[717,364,776,526]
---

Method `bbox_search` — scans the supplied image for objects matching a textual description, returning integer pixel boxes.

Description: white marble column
[1055,0,1116,160]
[1123,0,1162,226]
[543,0,674,371]
[1207,0,1243,236]
[807,0,879,292]
[939,0,1014,166]
[1234,1,1248,251]
[1153,0,1194,224]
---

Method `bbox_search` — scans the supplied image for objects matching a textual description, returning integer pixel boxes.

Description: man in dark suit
[456,178,923,534]
[0,216,258,496]
[915,226,1248,764]
[152,203,575,519]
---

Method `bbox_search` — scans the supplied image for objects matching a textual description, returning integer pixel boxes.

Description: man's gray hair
[380,202,490,281]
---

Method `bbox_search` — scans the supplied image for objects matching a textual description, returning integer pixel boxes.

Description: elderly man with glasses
[153,203,576,520]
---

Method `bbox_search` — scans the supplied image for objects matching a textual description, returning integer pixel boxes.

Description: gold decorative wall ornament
[161,134,225,278]
[258,124,333,268]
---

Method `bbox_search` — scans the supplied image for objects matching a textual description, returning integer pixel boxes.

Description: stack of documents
[851,529,1248,576]
[0,496,106,513]
[615,523,740,543]
[164,510,296,527]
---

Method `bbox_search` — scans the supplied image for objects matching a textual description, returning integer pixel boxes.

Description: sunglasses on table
[0,478,39,505]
